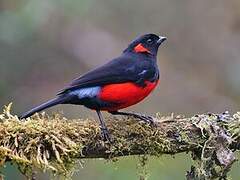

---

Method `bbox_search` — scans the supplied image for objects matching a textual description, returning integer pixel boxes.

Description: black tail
[20,97,68,119]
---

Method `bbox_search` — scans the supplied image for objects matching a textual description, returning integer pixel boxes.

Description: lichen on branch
[0,103,239,180]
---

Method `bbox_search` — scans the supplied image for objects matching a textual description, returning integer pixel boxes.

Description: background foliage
[0,0,240,179]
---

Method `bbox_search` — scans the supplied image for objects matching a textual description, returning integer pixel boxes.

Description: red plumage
[98,80,159,111]
[134,43,151,53]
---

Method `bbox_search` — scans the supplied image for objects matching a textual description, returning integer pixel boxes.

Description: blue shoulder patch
[69,86,101,98]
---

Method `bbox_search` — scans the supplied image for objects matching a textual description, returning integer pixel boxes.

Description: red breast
[98,80,159,111]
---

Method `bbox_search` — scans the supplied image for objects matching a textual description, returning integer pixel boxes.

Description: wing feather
[57,55,138,95]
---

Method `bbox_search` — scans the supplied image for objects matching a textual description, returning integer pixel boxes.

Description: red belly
[98,80,159,111]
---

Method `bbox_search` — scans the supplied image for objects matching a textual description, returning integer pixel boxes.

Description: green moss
[0,104,239,179]
[0,104,93,178]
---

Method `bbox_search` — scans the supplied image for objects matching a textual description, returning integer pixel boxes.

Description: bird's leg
[96,110,112,142]
[109,111,155,125]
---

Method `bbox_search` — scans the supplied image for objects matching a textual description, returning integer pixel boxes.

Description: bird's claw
[133,114,157,127]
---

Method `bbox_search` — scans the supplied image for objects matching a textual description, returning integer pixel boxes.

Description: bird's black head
[124,33,167,56]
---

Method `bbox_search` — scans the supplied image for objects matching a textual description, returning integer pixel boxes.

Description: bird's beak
[157,36,167,45]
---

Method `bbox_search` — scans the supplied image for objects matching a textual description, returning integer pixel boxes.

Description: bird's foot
[100,127,112,143]
[131,113,156,126]
[110,111,157,127]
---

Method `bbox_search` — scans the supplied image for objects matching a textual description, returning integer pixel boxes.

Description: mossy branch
[0,103,240,179]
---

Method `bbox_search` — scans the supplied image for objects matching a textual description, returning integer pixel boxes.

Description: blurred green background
[0,0,240,179]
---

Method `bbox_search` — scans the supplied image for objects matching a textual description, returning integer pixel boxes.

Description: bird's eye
[147,38,153,44]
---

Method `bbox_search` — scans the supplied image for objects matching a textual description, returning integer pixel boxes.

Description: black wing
[58,54,154,95]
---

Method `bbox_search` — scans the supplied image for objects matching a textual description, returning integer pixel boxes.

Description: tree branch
[0,104,239,179]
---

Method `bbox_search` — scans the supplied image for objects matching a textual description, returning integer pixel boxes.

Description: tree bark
[0,104,239,179]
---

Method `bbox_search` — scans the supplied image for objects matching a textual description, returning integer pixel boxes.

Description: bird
[20,33,167,141]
